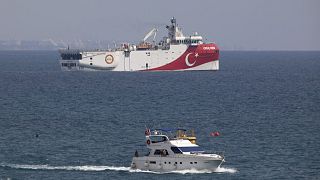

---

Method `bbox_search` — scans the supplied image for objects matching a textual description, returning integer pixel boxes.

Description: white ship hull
[59,44,219,71]
[131,154,223,171]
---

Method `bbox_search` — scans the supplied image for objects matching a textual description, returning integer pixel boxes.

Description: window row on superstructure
[149,161,199,165]
[174,39,202,44]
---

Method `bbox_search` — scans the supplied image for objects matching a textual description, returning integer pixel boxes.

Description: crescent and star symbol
[185,53,199,67]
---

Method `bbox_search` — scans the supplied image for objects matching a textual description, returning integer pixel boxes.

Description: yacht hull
[131,156,223,171]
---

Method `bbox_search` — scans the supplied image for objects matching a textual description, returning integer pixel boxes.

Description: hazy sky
[1,0,319,50]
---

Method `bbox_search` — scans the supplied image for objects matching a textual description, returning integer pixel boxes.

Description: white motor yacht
[131,128,224,172]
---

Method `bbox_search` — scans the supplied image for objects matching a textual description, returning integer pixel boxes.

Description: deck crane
[143,28,158,43]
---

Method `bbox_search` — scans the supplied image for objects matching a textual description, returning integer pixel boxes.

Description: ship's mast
[166,17,185,44]
[167,17,177,41]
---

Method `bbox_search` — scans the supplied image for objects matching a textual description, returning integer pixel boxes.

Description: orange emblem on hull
[105,55,114,64]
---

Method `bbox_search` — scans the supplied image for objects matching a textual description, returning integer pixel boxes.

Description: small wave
[169,167,237,174]
[0,163,130,172]
[1,163,236,174]
[215,167,237,174]
[171,169,213,174]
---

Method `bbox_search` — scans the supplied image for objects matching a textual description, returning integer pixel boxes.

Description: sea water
[0,51,319,179]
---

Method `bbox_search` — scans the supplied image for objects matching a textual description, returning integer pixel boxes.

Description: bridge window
[154,150,161,155]
[154,149,169,156]
[150,136,167,143]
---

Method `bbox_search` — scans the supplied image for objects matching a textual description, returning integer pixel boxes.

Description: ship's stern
[59,49,82,71]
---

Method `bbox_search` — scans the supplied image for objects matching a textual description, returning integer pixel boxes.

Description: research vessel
[59,18,219,71]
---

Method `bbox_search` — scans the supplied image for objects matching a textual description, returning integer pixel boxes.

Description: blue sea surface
[0,51,319,179]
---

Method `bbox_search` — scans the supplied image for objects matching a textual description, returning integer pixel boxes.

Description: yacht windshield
[171,147,182,154]
[150,135,168,143]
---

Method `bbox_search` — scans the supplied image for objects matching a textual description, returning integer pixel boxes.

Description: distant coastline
[0,40,319,51]
[0,40,112,51]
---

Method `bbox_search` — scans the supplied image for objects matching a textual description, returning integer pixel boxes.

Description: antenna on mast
[171,17,176,26]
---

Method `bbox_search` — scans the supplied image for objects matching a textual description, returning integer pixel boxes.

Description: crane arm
[143,28,158,42]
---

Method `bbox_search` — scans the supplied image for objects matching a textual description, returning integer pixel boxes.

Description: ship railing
[175,151,224,157]
[160,153,224,158]
[203,151,225,157]
[59,49,81,54]
[133,152,225,158]
[59,48,119,53]
[81,52,106,59]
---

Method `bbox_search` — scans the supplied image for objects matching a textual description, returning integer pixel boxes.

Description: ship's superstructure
[131,128,224,171]
[59,18,219,71]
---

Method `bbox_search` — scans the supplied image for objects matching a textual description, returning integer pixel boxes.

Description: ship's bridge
[146,128,197,144]
[174,34,203,45]
[166,17,203,45]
